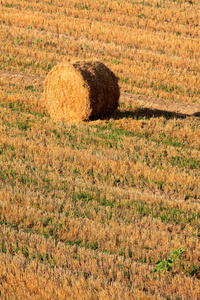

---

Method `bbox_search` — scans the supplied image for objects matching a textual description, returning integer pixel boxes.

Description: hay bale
[43,60,120,121]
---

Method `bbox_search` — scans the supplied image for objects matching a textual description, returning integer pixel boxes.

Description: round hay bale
[43,60,120,121]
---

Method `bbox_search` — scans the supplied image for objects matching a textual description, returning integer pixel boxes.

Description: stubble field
[0,0,200,299]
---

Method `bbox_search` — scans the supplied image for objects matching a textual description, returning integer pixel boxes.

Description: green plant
[14,37,22,44]
[188,265,200,276]
[79,4,88,10]
[111,59,120,65]
[34,38,40,44]
[154,248,185,273]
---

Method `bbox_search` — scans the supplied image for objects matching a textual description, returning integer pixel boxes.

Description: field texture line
[0,70,200,117]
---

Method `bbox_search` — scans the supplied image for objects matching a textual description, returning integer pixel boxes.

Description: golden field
[0,0,200,299]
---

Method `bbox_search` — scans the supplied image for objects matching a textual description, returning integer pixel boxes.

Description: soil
[121,94,200,117]
[0,70,45,87]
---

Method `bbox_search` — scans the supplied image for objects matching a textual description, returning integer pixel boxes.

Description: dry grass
[0,102,199,298]
[0,0,199,103]
[44,60,120,121]
[0,0,200,299]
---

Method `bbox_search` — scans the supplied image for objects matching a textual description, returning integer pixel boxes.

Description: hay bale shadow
[193,111,200,117]
[90,107,198,121]
[114,108,191,120]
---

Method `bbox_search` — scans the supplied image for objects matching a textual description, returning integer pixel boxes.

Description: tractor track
[0,70,199,117]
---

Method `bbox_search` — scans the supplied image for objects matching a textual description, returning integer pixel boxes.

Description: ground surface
[0,0,200,299]
[1,69,200,116]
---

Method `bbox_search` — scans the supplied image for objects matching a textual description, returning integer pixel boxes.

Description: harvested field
[0,0,200,299]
